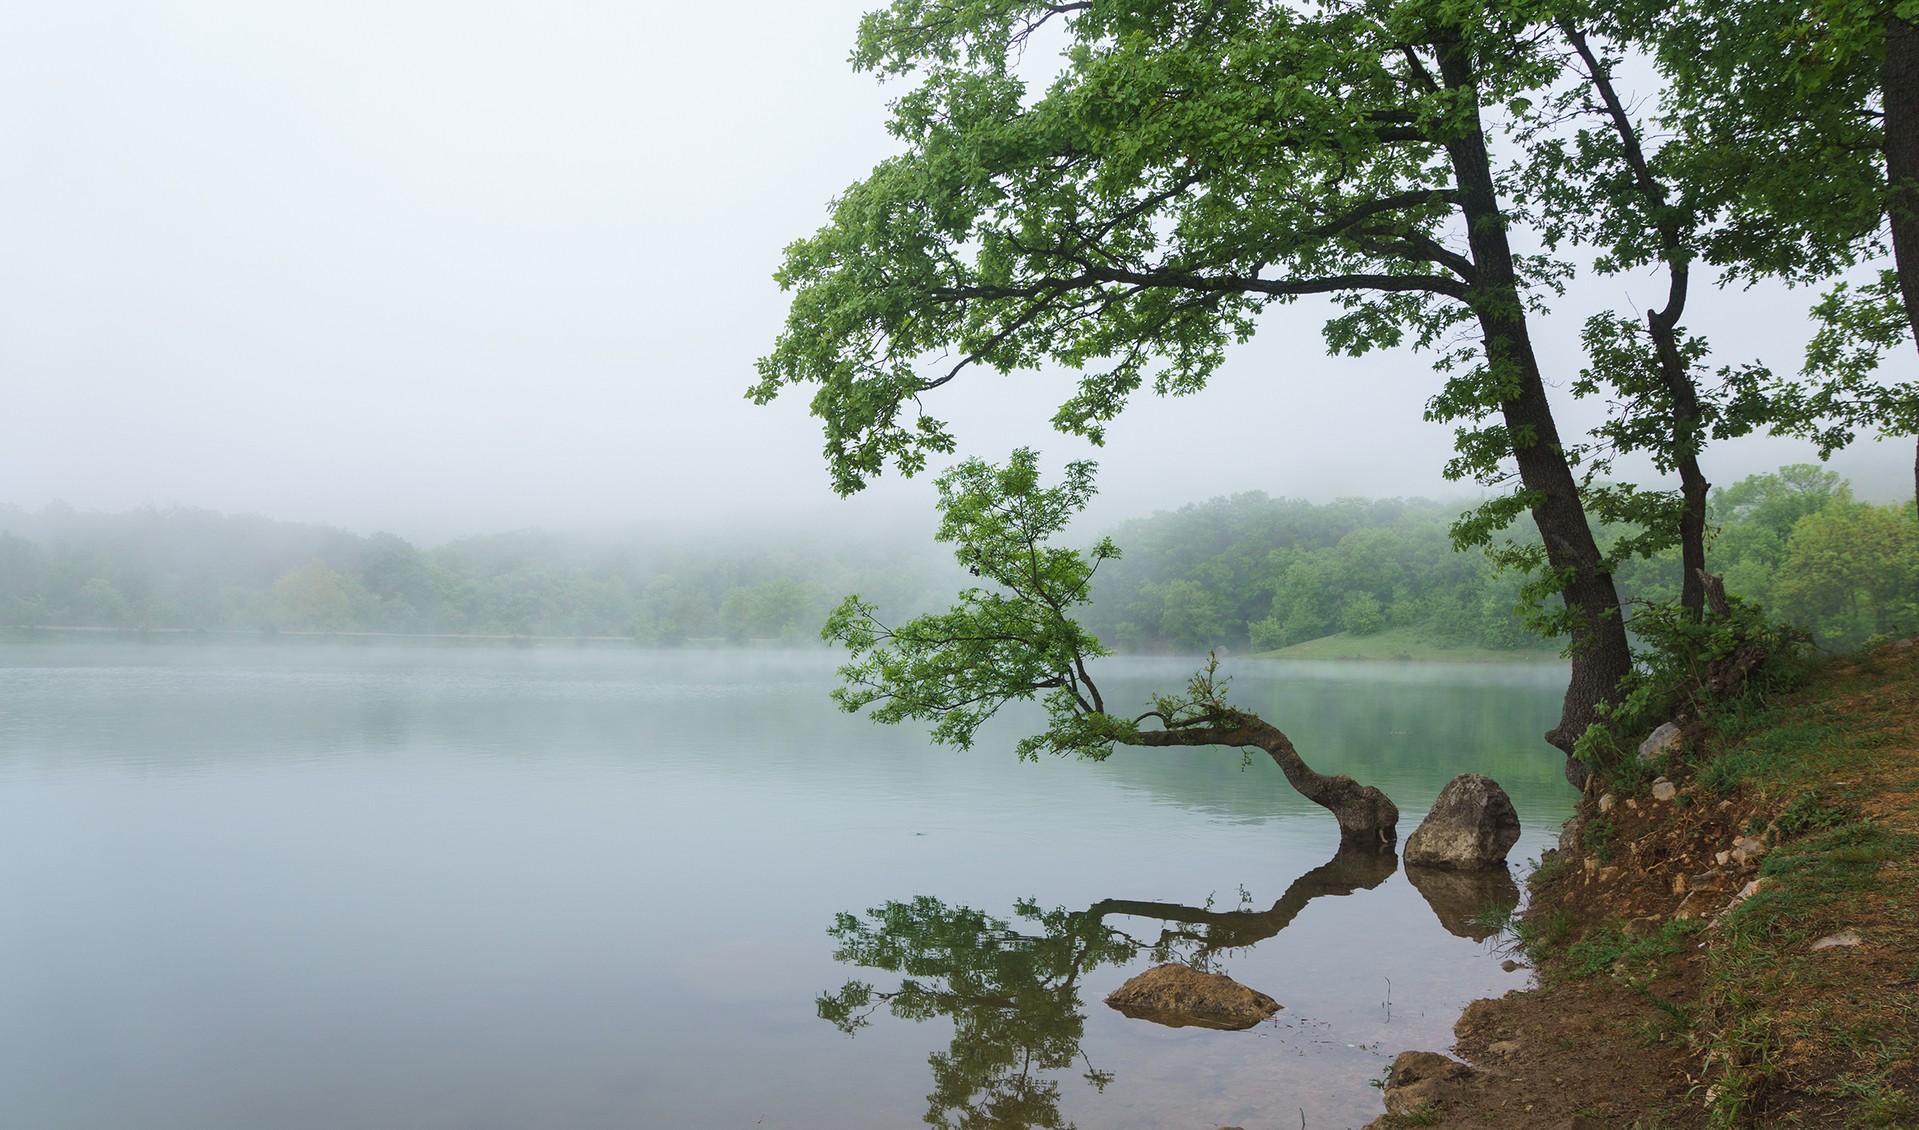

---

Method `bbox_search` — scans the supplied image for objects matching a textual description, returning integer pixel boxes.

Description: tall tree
[1516,15,1752,623]
[1643,0,1919,505]
[756,0,1631,772]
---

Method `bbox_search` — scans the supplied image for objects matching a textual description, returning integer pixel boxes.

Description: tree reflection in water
[818,844,1411,1130]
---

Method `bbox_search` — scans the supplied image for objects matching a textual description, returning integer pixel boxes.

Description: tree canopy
[756,0,1679,773]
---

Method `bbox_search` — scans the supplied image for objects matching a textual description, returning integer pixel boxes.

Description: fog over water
[2,0,1913,540]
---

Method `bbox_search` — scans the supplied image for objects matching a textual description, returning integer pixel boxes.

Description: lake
[0,642,1574,1129]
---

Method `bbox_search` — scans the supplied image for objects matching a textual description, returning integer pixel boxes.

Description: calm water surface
[0,643,1574,1129]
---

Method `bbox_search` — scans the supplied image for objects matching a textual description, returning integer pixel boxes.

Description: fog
[2,0,1913,543]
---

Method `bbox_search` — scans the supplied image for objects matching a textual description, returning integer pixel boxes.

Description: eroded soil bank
[1365,641,1919,1129]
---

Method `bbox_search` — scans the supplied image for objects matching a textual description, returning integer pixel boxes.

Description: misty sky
[3,1,1913,541]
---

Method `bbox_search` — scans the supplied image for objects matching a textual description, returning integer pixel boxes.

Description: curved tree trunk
[1125,711,1399,845]
[1088,842,1397,953]
[1650,323,1713,623]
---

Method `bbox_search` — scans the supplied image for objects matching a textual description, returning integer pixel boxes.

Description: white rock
[1651,779,1678,802]
[1638,721,1683,761]
[1810,929,1863,951]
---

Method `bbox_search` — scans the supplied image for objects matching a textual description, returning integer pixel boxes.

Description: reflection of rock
[1404,863,1520,940]
[1403,773,1521,870]
[1104,963,1282,1030]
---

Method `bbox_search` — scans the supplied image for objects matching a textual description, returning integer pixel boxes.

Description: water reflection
[819,844,1474,1129]
[1085,842,1397,959]
[1403,865,1522,942]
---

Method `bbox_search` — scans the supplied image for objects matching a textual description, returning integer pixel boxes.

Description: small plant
[1773,790,1858,838]
[1581,811,1617,864]
[1513,906,1578,964]
[1565,918,1701,980]
[1466,902,1520,939]
[1379,1101,1442,1127]
[1575,595,1810,784]
[1526,852,1566,887]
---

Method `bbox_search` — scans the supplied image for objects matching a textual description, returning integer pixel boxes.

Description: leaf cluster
[754,0,1592,496]
[823,449,1131,759]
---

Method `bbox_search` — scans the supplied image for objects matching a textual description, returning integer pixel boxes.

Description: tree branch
[933,264,1469,303]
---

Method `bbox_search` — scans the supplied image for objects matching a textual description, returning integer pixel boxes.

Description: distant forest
[2,465,1912,652]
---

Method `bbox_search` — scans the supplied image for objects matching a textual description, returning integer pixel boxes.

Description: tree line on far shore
[0,503,944,645]
[1086,464,1916,655]
[2,462,1909,653]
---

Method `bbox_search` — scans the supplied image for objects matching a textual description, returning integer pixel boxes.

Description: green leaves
[757,0,1511,495]
[822,449,1126,759]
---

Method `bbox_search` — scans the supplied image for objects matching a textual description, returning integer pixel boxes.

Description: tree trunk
[1435,41,1633,782]
[1649,317,1712,622]
[1563,22,1711,623]
[1127,711,1398,845]
[1885,13,1919,511]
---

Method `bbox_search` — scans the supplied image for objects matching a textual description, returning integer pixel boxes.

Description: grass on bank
[1525,640,1919,1128]
[1691,645,1919,1128]
[1250,625,1562,663]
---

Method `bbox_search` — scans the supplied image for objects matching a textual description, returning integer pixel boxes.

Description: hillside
[1369,640,1919,1128]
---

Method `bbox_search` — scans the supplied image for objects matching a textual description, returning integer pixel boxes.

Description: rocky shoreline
[1360,642,1919,1128]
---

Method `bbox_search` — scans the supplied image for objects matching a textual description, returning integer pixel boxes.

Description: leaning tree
[825,449,1401,843]
[755,0,1648,782]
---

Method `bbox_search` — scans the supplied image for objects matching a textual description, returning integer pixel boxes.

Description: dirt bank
[1365,641,1919,1129]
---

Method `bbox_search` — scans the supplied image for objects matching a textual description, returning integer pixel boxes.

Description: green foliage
[824,450,1131,760]
[1706,465,1851,610]
[1771,791,1861,840]
[1574,595,1812,780]
[754,0,1553,498]
[1629,0,1919,470]
[1083,492,1554,654]
[271,559,377,631]
[1634,0,1885,285]
[1769,500,1919,649]
[1785,272,1919,458]
[0,501,949,643]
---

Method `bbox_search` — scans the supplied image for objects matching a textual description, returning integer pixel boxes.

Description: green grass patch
[1699,812,1919,1125]
[1509,905,1578,967]
[1250,626,1562,663]
[1565,918,1702,980]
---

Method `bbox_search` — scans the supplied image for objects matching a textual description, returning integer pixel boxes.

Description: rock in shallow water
[1368,1050,1476,1123]
[1103,963,1281,1030]
[1403,773,1522,870]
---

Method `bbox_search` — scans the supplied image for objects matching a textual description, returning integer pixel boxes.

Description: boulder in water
[1403,774,1521,870]
[1103,963,1281,1030]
